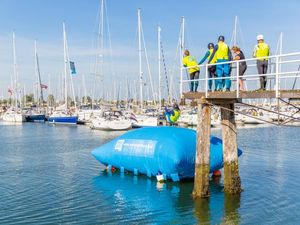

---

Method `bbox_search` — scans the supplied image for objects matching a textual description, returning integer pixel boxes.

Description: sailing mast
[63,22,68,111]
[35,40,44,107]
[158,25,161,109]
[138,9,143,109]
[233,16,238,46]
[92,0,105,108]
[12,32,18,108]
[179,16,185,98]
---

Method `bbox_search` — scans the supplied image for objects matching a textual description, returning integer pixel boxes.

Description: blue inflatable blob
[92,127,242,180]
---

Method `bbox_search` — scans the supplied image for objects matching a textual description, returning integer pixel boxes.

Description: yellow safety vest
[254,42,269,60]
[215,42,229,60]
[208,48,217,64]
[170,110,180,123]
[183,55,200,74]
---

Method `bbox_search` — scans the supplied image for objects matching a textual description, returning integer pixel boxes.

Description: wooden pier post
[193,98,211,198]
[221,103,242,194]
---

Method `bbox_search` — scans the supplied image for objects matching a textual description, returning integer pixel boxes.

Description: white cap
[257,34,264,41]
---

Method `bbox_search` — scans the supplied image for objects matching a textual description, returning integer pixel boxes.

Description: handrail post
[236,61,239,98]
[205,64,208,98]
[275,56,279,98]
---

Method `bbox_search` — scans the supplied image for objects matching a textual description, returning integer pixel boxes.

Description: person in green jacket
[164,103,180,126]
[199,43,217,91]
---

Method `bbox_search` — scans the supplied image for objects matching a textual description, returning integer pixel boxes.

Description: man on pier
[183,50,200,92]
[253,34,270,90]
[208,36,232,91]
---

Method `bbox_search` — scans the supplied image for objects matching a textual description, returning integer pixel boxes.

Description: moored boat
[48,110,78,125]
[2,109,25,122]
[90,111,132,131]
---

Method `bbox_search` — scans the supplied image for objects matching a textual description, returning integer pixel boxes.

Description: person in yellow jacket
[253,34,270,90]
[183,50,200,92]
[208,36,232,91]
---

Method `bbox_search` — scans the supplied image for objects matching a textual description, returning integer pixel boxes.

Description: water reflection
[93,171,241,224]
[193,176,241,225]
[222,193,241,224]
[194,198,210,224]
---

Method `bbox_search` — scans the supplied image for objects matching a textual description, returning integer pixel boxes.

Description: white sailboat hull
[78,109,102,123]
[132,115,158,127]
[2,112,25,122]
[90,117,132,131]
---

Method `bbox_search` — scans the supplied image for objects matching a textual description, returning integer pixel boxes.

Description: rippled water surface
[1,122,300,224]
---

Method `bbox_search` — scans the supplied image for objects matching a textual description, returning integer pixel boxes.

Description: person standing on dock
[208,36,232,91]
[183,50,200,92]
[198,43,217,91]
[232,46,247,91]
[253,34,270,90]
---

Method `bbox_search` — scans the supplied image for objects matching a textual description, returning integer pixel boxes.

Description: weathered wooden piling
[184,89,300,197]
[221,103,242,194]
[193,98,211,198]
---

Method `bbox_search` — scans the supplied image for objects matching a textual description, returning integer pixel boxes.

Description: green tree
[25,94,34,104]
[82,96,92,104]
[47,94,55,106]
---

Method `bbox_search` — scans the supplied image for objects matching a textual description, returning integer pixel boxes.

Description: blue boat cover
[92,127,242,179]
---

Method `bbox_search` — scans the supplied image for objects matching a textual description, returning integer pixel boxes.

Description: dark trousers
[208,66,216,91]
[257,60,268,90]
[190,71,199,92]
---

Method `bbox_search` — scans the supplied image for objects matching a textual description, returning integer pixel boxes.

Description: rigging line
[91,2,103,104]
[208,102,281,126]
[170,26,181,87]
[279,98,300,110]
[64,29,77,109]
[291,64,300,90]
[104,0,116,80]
[239,101,300,121]
[160,40,170,100]
[140,22,156,103]
[279,108,300,125]
[237,19,246,53]
[178,21,189,82]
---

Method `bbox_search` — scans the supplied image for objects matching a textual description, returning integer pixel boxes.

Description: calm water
[1,122,300,224]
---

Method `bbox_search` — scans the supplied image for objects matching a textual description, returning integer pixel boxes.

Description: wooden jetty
[184,90,300,198]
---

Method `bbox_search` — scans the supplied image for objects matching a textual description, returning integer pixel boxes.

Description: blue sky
[0,0,300,100]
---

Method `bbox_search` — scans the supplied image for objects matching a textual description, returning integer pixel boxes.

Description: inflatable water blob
[92,127,242,181]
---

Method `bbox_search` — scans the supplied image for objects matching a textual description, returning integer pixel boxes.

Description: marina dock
[181,52,300,198]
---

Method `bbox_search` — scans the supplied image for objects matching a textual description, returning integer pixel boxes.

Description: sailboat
[48,22,78,125]
[25,41,46,122]
[88,0,132,130]
[2,32,26,122]
[90,110,132,131]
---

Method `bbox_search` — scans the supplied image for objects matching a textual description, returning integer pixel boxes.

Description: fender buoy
[212,170,221,177]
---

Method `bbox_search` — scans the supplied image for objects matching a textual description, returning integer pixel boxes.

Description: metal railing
[180,51,300,98]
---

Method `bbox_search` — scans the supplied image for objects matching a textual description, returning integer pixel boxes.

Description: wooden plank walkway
[183,90,300,100]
